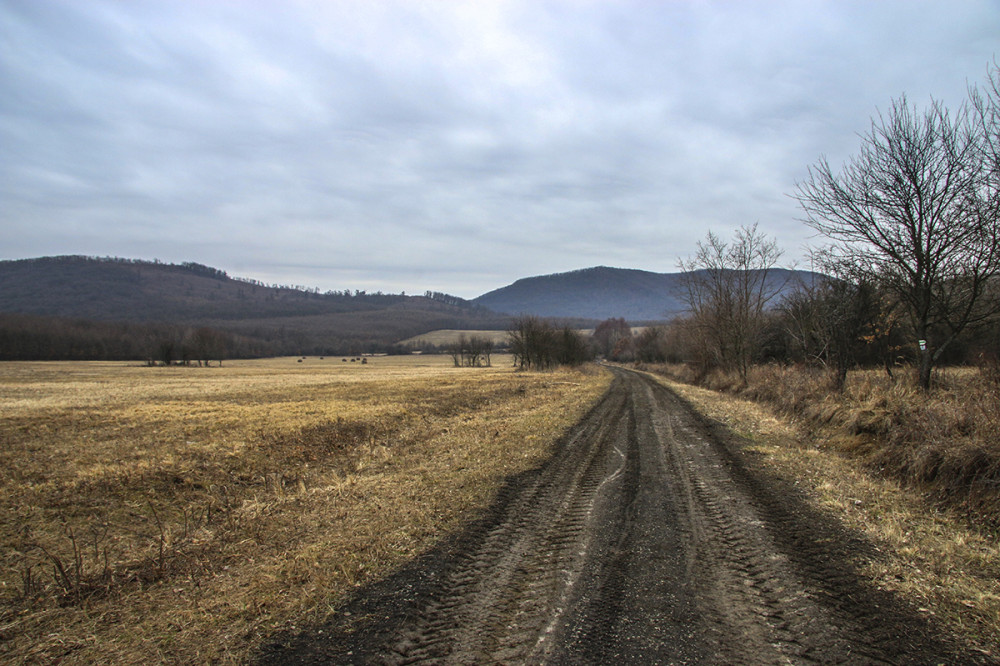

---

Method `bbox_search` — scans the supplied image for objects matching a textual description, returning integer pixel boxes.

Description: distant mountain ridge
[472,266,812,321]
[0,257,816,359]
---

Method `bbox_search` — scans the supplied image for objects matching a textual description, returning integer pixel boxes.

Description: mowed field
[399,329,511,347]
[0,355,611,664]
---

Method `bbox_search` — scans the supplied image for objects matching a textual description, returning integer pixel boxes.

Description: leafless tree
[447,334,494,367]
[796,93,1000,389]
[781,263,888,389]
[448,334,467,367]
[678,224,785,382]
[592,318,632,360]
[508,316,590,369]
[509,316,555,370]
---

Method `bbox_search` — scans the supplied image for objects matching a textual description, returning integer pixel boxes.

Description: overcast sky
[2,1,998,297]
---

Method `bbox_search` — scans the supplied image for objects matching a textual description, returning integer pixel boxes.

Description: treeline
[446,334,495,367]
[422,290,494,312]
[590,213,999,383]
[508,316,592,369]
[423,291,469,307]
[0,313,438,362]
[585,290,999,379]
[10,256,416,299]
[585,228,998,380]
[0,313,266,363]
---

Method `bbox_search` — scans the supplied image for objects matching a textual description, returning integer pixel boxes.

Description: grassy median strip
[0,356,611,664]
[648,371,1000,656]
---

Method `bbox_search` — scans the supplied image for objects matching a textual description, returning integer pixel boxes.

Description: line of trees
[656,65,1000,389]
[794,66,1000,389]
[0,313,260,363]
[447,334,494,367]
[508,316,592,370]
[665,229,998,389]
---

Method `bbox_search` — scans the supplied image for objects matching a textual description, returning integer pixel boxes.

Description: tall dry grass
[650,373,1000,654]
[0,356,610,663]
[645,361,1000,527]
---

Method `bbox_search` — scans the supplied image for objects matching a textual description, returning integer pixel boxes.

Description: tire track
[382,374,633,664]
[255,367,981,665]
[638,370,972,665]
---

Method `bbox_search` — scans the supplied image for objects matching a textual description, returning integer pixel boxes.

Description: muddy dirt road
[257,368,981,664]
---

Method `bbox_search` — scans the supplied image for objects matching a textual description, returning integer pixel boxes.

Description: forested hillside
[473,266,813,321]
[0,256,409,321]
[0,257,506,360]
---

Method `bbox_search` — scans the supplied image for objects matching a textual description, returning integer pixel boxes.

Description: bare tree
[592,318,632,360]
[796,94,1000,389]
[509,316,550,370]
[678,224,785,382]
[447,334,494,367]
[476,336,494,367]
[508,316,590,369]
[781,266,887,389]
[447,334,467,367]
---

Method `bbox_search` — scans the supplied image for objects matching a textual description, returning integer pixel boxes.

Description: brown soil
[254,367,988,664]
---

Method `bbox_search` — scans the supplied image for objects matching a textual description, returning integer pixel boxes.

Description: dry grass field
[0,355,610,664]
[399,329,511,347]
[642,366,1000,654]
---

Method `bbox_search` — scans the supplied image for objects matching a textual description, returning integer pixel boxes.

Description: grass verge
[649,363,1000,525]
[642,368,999,657]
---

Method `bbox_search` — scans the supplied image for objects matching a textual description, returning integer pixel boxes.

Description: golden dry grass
[0,355,611,664]
[646,370,1000,655]
[646,362,1000,519]
[398,329,511,347]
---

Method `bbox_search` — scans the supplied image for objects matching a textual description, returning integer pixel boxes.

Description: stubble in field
[0,355,610,664]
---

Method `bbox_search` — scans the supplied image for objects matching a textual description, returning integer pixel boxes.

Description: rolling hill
[0,257,816,360]
[472,266,813,321]
[0,256,506,357]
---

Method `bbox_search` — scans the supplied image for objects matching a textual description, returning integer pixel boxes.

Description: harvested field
[398,329,510,347]
[0,355,610,664]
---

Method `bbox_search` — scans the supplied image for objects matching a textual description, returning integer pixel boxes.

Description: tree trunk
[918,348,933,390]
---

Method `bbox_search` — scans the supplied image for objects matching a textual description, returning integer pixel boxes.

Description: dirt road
[257,367,981,664]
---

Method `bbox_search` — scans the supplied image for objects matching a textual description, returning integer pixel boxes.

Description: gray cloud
[2,0,999,297]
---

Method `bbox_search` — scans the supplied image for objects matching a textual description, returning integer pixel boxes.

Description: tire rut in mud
[255,368,985,665]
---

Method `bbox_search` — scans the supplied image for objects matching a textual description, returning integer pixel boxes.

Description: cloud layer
[2,0,998,296]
